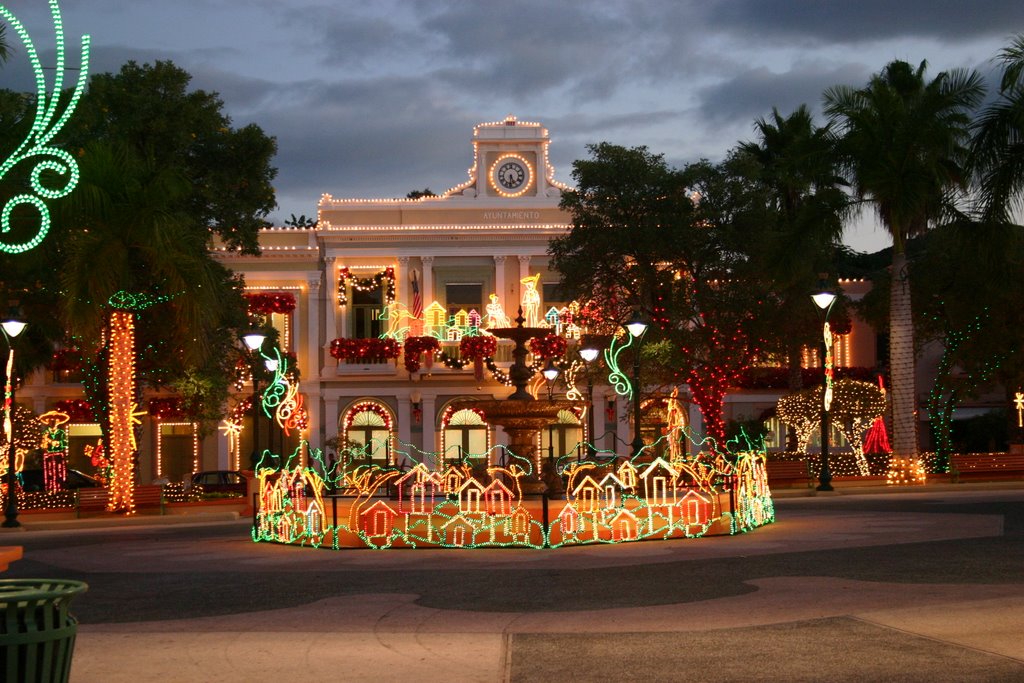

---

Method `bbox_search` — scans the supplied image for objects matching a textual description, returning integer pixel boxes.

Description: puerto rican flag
[411,269,422,319]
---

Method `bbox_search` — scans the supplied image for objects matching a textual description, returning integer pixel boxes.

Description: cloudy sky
[4,0,1022,252]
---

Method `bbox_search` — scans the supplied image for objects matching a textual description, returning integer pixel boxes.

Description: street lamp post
[2,312,27,528]
[625,313,649,458]
[579,339,601,460]
[263,357,280,464]
[811,285,837,492]
[542,360,560,461]
[242,331,266,470]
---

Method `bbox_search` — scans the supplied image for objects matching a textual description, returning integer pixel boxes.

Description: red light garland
[403,336,440,373]
[528,333,567,360]
[54,399,93,423]
[330,338,401,361]
[245,292,297,315]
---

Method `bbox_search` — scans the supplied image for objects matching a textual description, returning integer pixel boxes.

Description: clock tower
[446,115,568,199]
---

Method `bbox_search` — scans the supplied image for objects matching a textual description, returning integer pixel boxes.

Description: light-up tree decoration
[105,291,167,513]
[0,0,90,254]
[777,378,886,476]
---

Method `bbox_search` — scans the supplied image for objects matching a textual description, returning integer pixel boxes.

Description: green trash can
[0,579,88,683]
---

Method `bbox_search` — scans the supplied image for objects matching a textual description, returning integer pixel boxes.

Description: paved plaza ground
[3,484,1024,682]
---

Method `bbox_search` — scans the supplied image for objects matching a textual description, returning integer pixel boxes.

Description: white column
[421,256,434,305]
[397,256,410,306]
[324,396,340,442]
[396,396,412,467]
[593,386,607,453]
[517,255,531,316]
[493,255,507,305]
[324,257,339,369]
[216,430,230,470]
[421,394,437,469]
[306,276,322,378]
[615,395,630,457]
[517,254,531,280]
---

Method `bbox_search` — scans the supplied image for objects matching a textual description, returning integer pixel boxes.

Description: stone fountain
[451,309,579,490]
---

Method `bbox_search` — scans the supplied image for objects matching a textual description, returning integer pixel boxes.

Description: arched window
[541,409,583,461]
[342,401,393,464]
[441,406,490,463]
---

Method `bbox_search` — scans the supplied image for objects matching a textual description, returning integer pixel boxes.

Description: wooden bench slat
[76,485,165,515]
[951,454,1024,481]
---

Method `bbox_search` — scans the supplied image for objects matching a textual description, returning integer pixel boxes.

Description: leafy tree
[57,142,249,508]
[973,34,1024,223]
[406,188,436,199]
[0,59,274,388]
[550,144,770,446]
[824,60,985,459]
[910,223,1023,469]
[60,60,277,253]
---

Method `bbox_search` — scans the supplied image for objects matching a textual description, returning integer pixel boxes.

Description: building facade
[17,116,890,485]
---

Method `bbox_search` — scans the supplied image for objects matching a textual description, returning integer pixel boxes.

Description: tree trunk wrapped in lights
[106,309,136,513]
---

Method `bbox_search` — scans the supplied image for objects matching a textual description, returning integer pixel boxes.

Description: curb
[0,512,243,533]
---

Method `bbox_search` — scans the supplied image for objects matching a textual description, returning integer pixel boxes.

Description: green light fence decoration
[252,432,775,550]
[0,0,90,253]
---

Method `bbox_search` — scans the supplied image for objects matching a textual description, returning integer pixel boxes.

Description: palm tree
[0,25,10,64]
[973,34,1024,223]
[60,142,237,511]
[737,106,848,444]
[824,60,984,462]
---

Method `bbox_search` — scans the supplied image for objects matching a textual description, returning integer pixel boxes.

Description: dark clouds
[2,0,1020,252]
[698,62,872,126]
[706,0,1024,45]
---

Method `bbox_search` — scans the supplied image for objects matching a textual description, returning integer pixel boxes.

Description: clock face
[492,156,530,195]
[497,160,526,189]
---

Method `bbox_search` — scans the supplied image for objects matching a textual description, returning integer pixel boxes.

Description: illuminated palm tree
[824,60,984,460]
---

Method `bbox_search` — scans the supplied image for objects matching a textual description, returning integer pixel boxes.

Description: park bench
[76,484,165,516]
[766,460,812,488]
[950,453,1024,482]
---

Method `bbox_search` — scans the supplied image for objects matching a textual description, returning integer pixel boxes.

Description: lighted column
[421,395,437,469]
[396,395,412,467]
[517,255,531,282]
[493,255,507,303]
[305,276,321,377]
[324,256,339,369]
[323,395,340,442]
[397,256,410,307]
[421,256,434,305]
[592,386,608,455]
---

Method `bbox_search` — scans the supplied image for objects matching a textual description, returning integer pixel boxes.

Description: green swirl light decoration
[107,290,176,311]
[260,347,288,418]
[0,0,90,254]
[604,331,636,399]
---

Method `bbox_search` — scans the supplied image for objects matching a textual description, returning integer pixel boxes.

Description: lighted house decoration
[423,302,447,337]
[254,438,773,550]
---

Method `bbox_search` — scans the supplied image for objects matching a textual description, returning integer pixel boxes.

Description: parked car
[19,468,101,492]
[190,470,247,497]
